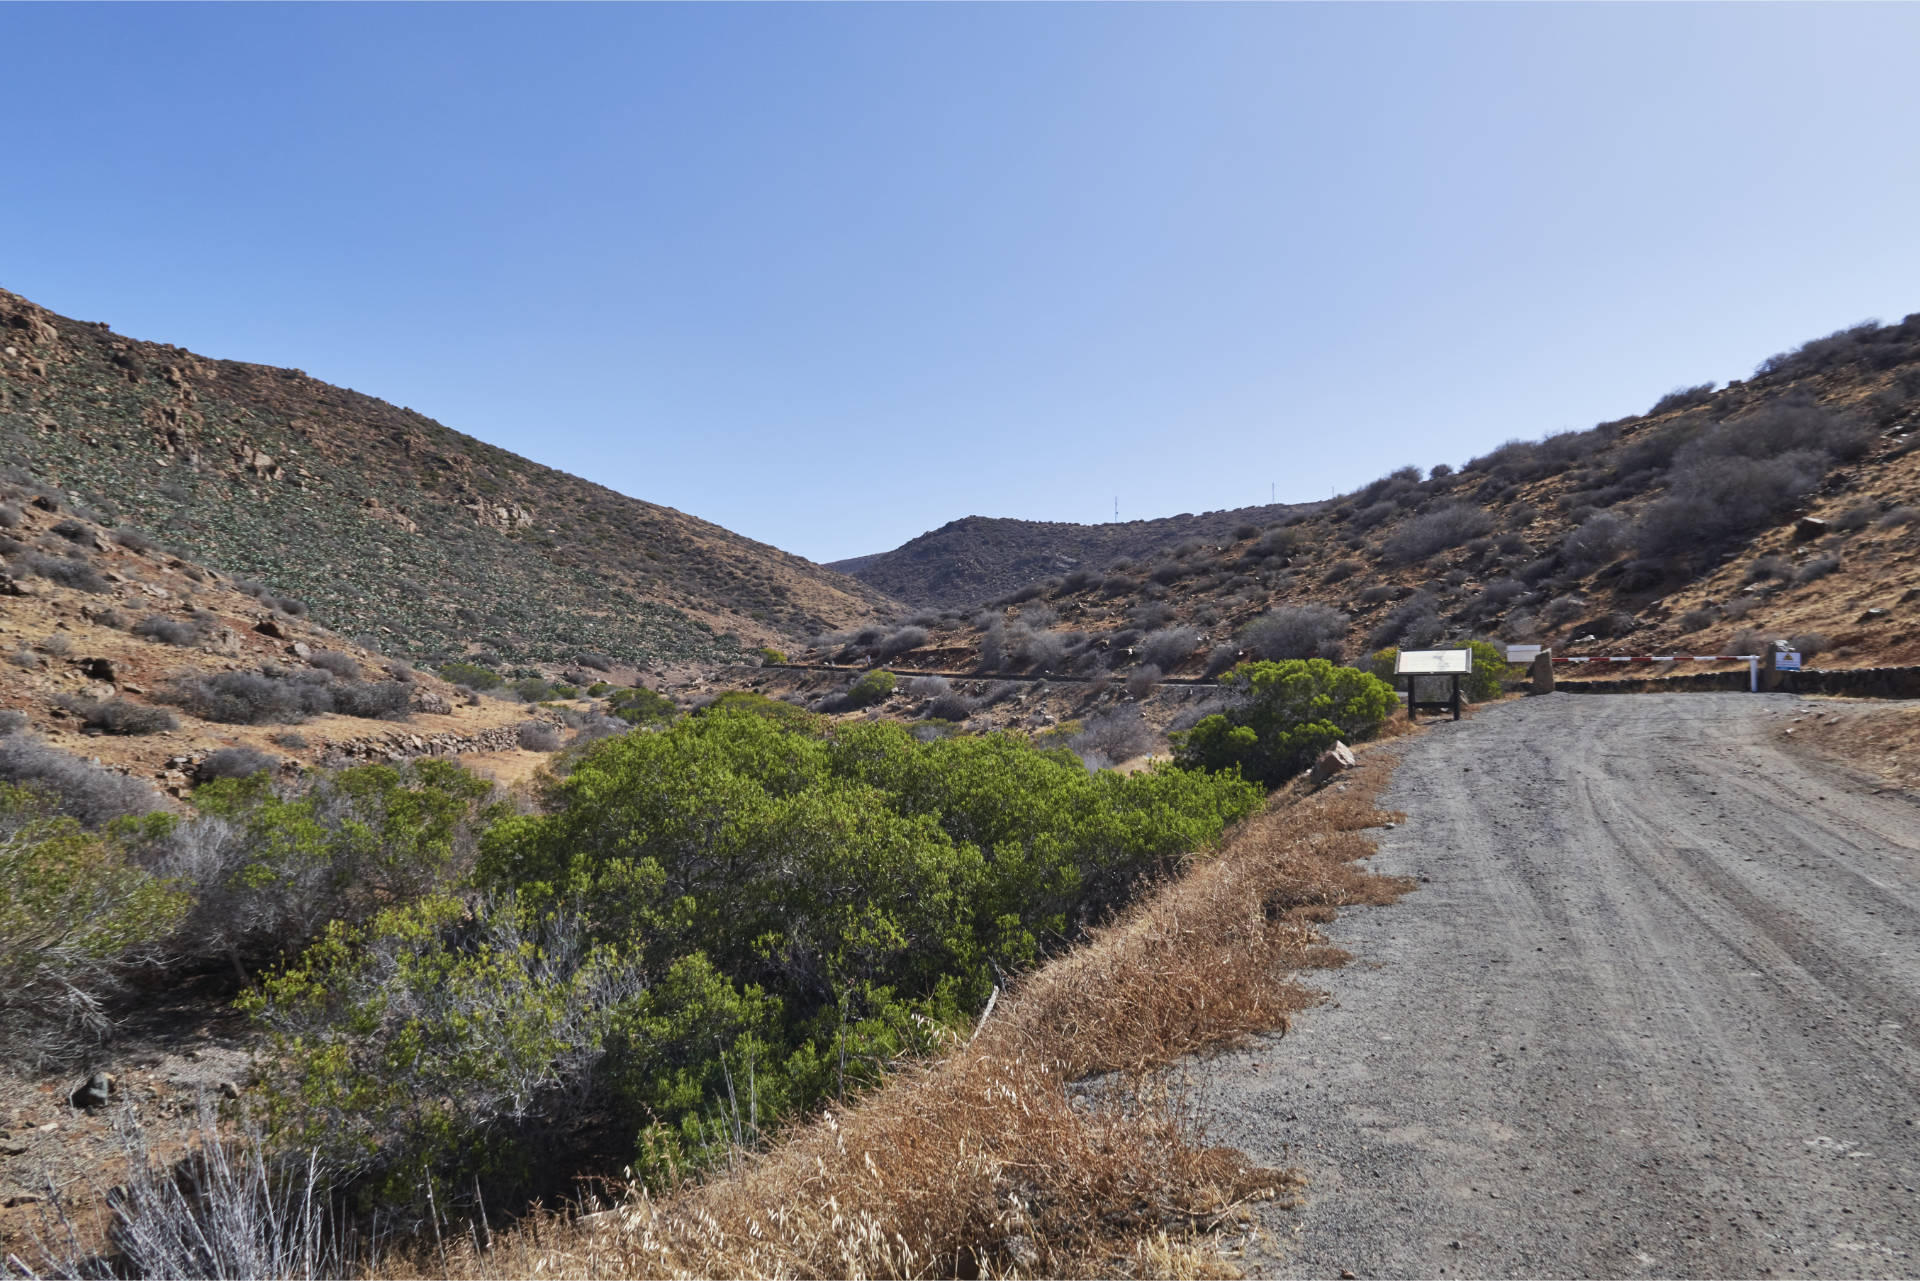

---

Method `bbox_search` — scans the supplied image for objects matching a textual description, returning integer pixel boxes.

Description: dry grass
[414,752,1411,1280]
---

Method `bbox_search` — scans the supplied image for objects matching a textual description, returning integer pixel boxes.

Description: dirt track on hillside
[1201,692,1920,1278]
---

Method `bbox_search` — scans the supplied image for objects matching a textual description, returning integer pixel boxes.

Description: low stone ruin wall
[323,723,529,762]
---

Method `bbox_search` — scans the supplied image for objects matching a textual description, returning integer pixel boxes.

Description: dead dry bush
[445,757,1412,1280]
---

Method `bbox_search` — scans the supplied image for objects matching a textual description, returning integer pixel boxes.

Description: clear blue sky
[8,4,1920,563]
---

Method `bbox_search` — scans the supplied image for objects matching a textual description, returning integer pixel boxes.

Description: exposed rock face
[465,499,535,530]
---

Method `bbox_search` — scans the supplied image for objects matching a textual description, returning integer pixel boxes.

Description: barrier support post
[1530,650,1555,695]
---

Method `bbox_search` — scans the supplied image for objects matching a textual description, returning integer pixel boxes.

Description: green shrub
[1174,659,1397,788]
[844,668,896,708]
[173,760,496,971]
[241,893,642,1211]
[695,689,820,733]
[756,647,788,665]
[608,685,676,726]
[438,661,503,691]
[0,786,186,1063]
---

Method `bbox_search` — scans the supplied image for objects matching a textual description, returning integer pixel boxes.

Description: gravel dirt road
[1201,692,1920,1279]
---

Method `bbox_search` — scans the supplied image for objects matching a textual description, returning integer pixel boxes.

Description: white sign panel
[1505,644,1543,665]
[1776,651,1802,671]
[1396,648,1473,675]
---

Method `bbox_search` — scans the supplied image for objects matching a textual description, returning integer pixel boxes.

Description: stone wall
[323,723,531,763]
[1555,666,1920,698]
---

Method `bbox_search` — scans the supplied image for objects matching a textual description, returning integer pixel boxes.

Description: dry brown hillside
[0,490,580,793]
[0,287,896,668]
[811,314,1920,681]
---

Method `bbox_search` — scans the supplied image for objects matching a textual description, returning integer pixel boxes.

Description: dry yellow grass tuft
[417,751,1411,1280]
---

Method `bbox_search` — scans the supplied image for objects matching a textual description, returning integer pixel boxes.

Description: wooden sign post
[1395,648,1473,721]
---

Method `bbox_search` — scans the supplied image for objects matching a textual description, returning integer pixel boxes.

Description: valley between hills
[7,288,1920,1278]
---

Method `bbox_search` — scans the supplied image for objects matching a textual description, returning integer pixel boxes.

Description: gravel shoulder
[1200,692,1920,1279]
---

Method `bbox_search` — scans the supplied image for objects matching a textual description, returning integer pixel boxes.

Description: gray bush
[112,525,159,553]
[516,721,563,752]
[1876,505,1919,529]
[134,613,208,647]
[1369,595,1443,650]
[1730,627,1765,655]
[925,693,973,722]
[875,625,928,660]
[1540,594,1587,627]
[1069,707,1156,771]
[1139,626,1201,670]
[1125,664,1163,698]
[1240,605,1348,662]
[1796,555,1841,583]
[1020,629,1070,673]
[306,650,361,680]
[22,1103,347,1281]
[1129,601,1176,630]
[161,671,337,724]
[1322,559,1363,583]
[196,746,279,782]
[0,731,165,826]
[23,552,110,593]
[1723,595,1757,620]
[1382,503,1495,565]
[0,503,18,529]
[55,695,179,736]
[905,675,951,698]
[1560,512,1631,572]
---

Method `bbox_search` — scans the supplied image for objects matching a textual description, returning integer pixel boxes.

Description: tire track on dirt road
[1199,692,1920,1279]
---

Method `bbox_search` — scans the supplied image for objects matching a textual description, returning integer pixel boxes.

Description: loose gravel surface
[1201,693,1920,1279]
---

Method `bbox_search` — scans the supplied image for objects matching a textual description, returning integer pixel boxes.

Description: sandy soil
[1199,692,1920,1278]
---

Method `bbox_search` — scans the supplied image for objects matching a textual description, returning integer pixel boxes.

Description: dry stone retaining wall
[323,723,534,762]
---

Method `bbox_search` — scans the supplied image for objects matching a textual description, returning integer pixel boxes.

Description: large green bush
[247,706,1259,1199]
[1174,659,1397,788]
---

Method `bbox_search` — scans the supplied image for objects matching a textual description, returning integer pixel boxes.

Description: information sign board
[1395,648,1473,675]
[1505,644,1543,665]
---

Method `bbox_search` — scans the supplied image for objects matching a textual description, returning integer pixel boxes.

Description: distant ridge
[832,502,1323,609]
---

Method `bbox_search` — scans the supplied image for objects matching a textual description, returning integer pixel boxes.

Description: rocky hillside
[809,314,1920,679]
[0,287,896,667]
[832,502,1322,609]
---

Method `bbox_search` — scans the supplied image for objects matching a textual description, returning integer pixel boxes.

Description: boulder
[1310,741,1357,785]
[410,689,452,716]
[253,616,288,640]
[1794,516,1830,542]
